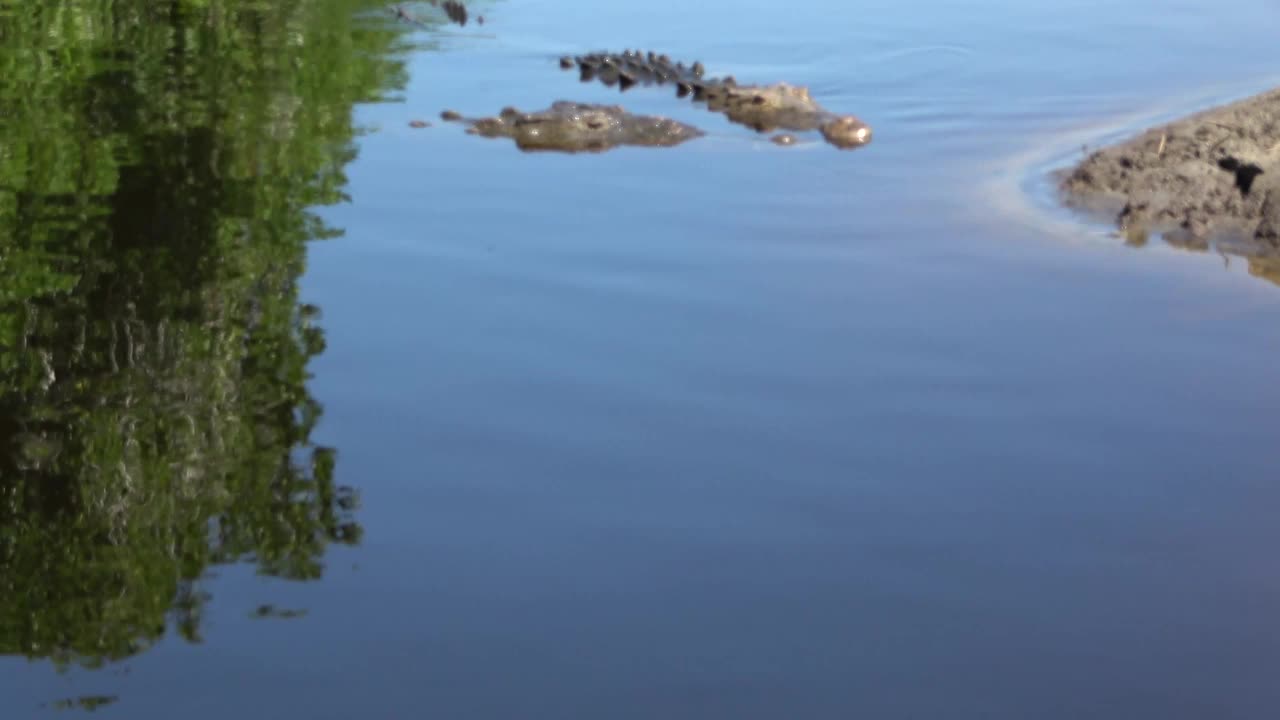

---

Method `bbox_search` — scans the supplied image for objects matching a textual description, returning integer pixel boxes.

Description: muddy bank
[1060,87,1280,270]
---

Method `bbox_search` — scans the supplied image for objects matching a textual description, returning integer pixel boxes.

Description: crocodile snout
[821,116,872,149]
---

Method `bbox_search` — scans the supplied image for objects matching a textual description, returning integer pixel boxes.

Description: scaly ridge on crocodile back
[440,102,705,153]
[560,51,872,149]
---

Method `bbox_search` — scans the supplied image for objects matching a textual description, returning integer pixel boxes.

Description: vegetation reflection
[0,0,407,668]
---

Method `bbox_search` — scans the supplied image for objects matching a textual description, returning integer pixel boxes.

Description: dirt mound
[1060,88,1280,259]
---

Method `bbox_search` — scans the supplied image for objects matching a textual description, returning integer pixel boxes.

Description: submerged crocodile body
[440,102,704,153]
[562,51,872,149]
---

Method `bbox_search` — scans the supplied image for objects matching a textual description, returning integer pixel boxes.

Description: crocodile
[561,51,872,149]
[439,102,704,153]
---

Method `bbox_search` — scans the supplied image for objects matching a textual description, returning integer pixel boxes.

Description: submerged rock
[441,101,704,153]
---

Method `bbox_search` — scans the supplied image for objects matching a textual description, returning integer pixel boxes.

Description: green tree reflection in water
[0,0,408,668]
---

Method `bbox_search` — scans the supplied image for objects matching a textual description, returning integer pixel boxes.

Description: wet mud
[1060,87,1280,281]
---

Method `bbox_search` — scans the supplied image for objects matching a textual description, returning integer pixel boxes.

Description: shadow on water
[1053,173,1280,292]
[0,0,407,692]
[1121,226,1280,290]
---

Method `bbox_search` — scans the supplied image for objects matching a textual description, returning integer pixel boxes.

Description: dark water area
[3,0,1280,717]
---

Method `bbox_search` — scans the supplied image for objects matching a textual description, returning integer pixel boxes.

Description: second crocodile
[440,102,704,153]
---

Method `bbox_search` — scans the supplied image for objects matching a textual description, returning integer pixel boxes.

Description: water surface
[3,1,1280,718]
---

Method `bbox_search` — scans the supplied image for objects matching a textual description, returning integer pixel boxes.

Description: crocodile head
[821,115,873,149]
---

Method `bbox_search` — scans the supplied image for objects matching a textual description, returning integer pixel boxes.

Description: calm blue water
[5,0,1280,717]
